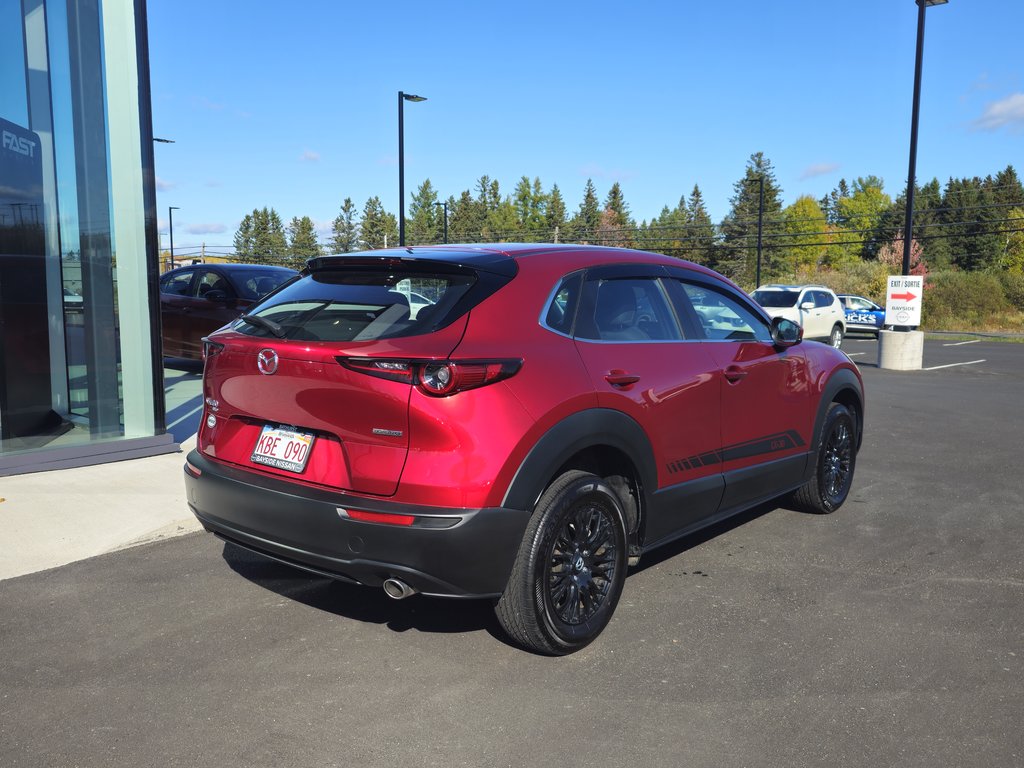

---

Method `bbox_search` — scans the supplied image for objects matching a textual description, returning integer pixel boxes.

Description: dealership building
[1,0,173,475]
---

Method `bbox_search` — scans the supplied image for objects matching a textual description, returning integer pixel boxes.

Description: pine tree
[944,176,1003,270]
[569,179,601,243]
[604,182,632,229]
[330,198,359,253]
[286,215,318,265]
[546,184,567,239]
[287,215,322,267]
[448,189,484,243]
[234,207,287,264]
[484,200,520,241]
[233,213,255,262]
[719,153,784,286]
[687,185,717,266]
[408,179,440,245]
[512,176,547,240]
[359,196,398,250]
[992,165,1024,208]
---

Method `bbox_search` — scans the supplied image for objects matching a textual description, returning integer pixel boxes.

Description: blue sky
[148,0,1023,252]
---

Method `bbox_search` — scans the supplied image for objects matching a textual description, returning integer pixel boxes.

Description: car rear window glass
[233,269,476,342]
[751,289,798,308]
[195,271,232,298]
[234,270,295,300]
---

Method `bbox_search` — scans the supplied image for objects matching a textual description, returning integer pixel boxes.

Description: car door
[797,289,822,338]
[672,278,813,512]
[159,268,196,357]
[184,269,241,357]
[571,266,724,543]
[818,291,842,332]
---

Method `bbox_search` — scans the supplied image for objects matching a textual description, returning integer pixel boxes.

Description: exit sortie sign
[884,275,923,327]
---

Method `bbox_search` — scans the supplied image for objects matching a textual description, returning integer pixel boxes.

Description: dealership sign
[885,275,923,327]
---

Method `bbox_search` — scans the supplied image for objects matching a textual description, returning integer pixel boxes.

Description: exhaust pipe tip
[382,577,417,600]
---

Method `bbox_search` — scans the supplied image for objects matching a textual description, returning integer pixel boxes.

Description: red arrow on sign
[890,291,917,302]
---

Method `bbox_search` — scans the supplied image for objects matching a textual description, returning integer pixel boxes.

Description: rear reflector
[342,508,416,526]
[184,460,202,478]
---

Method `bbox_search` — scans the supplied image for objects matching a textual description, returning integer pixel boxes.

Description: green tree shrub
[921,270,1010,328]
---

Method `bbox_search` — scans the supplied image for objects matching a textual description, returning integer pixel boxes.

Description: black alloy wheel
[496,471,628,655]
[545,497,620,626]
[790,402,857,514]
[821,415,854,504]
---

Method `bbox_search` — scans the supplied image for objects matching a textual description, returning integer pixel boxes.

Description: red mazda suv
[184,244,864,654]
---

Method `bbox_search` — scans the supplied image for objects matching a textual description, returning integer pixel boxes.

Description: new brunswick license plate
[251,425,315,473]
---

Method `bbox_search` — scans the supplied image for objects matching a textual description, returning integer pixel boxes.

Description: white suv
[751,284,846,347]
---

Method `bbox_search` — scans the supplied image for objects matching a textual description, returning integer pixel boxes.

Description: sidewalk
[0,437,202,580]
[0,364,205,581]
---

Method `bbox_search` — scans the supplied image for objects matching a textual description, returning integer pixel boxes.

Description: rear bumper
[183,451,530,598]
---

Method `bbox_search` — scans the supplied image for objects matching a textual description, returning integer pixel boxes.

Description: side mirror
[800,300,815,310]
[771,316,802,347]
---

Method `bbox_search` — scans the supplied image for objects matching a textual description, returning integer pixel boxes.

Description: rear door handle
[605,370,640,387]
[724,365,748,384]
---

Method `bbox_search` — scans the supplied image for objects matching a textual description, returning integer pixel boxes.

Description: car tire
[495,470,628,655]
[829,324,843,348]
[790,403,857,514]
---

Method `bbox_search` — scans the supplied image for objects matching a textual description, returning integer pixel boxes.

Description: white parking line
[942,339,981,347]
[845,352,866,357]
[923,359,986,371]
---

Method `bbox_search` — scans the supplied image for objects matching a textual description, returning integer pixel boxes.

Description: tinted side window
[575,278,682,342]
[160,270,194,296]
[677,282,771,342]
[542,272,582,335]
[814,291,834,308]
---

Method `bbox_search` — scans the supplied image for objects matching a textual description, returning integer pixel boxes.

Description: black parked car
[159,263,296,359]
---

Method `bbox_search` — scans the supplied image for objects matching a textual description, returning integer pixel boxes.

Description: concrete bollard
[878,329,924,370]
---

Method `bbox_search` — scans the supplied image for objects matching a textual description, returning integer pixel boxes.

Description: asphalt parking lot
[1,337,1021,768]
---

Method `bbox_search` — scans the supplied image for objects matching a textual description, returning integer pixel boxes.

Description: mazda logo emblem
[257,349,278,375]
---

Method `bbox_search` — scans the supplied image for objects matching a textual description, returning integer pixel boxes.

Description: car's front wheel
[496,471,628,655]
[790,402,857,514]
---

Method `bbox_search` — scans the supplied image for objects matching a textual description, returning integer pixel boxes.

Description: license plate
[251,424,315,473]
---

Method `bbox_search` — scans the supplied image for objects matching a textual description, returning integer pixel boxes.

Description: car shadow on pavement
[627,500,780,576]
[221,542,503,639]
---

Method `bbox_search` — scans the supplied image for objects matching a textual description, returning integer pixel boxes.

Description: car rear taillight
[338,357,521,396]
[202,339,225,362]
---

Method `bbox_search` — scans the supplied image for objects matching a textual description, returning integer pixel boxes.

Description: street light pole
[398,91,427,247]
[168,206,180,269]
[902,0,948,277]
[434,201,448,244]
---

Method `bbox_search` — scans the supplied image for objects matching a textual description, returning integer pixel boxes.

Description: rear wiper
[240,313,285,338]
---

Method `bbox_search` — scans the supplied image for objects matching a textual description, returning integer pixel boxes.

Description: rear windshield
[233,269,476,342]
[751,289,799,308]
[233,269,296,300]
